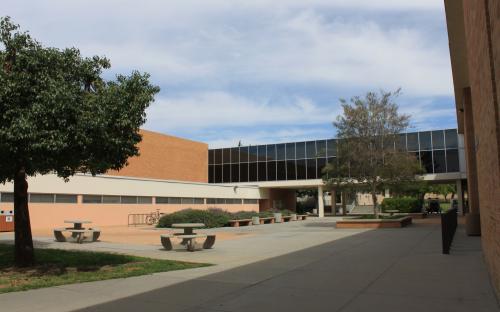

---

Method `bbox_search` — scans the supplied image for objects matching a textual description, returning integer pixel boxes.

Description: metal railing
[441,207,458,254]
[128,210,164,226]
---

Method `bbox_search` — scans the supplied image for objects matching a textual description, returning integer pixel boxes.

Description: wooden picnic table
[64,220,92,229]
[171,223,205,235]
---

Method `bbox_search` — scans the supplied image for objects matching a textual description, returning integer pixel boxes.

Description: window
[156,197,169,204]
[316,140,326,157]
[222,148,231,164]
[208,164,214,183]
[296,159,306,180]
[306,159,316,179]
[206,198,216,204]
[240,146,249,162]
[168,197,182,204]
[214,165,222,183]
[216,198,226,204]
[286,143,295,160]
[433,150,446,173]
[420,151,433,174]
[103,195,120,204]
[317,158,326,178]
[257,145,267,161]
[326,139,336,157]
[258,162,267,181]
[432,130,445,149]
[214,149,222,164]
[249,146,258,162]
[396,134,406,151]
[231,163,239,182]
[243,199,258,204]
[296,142,306,159]
[0,193,14,203]
[156,197,181,204]
[306,141,316,158]
[82,195,102,204]
[446,149,459,172]
[222,164,231,183]
[55,194,78,203]
[30,193,54,203]
[121,196,138,204]
[230,147,239,163]
[419,131,432,150]
[276,144,286,160]
[277,161,286,181]
[407,133,419,151]
[194,198,205,204]
[138,196,153,204]
[267,144,276,161]
[249,162,258,182]
[240,163,249,182]
[445,129,458,149]
[267,161,277,181]
[208,149,214,164]
[286,160,296,180]
[181,198,194,204]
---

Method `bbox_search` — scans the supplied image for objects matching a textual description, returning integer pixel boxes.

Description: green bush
[381,197,423,213]
[231,211,259,220]
[157,209,231,228]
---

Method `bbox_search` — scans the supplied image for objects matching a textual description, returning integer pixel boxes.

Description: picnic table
[64,219,92,229]
[171,223,205,235]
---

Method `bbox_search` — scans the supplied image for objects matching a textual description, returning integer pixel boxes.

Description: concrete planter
[251,216,260,225]
[273,213,282,223]
[336,216,413,229]
[290,213,297,221]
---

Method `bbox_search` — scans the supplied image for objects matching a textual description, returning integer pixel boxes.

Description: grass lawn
[0,244,210,294]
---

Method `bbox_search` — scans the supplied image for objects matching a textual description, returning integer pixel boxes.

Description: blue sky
[4,0,457,148]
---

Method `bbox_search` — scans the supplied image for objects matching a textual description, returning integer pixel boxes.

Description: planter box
[336,216,413,229]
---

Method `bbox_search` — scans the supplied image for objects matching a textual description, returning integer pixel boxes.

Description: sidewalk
[1,218,498,312]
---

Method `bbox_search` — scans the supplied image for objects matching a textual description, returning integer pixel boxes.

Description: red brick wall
[107,130,208,183]
[463,0,500,297]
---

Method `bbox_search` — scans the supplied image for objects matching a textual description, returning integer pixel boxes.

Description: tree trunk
[371,188,379,218]
[14,166,35,267]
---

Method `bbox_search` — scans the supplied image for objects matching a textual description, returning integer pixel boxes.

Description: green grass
[0,244,210,293]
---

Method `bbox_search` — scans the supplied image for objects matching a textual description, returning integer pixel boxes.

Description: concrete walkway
[1,219,498,312]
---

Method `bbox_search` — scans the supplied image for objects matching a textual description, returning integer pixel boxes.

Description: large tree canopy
[0,17,159,266]
[323,89,421,217]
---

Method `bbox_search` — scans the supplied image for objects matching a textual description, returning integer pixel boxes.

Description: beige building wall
[107,129,209,183]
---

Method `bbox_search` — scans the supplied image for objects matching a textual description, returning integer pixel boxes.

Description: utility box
[0,210,14,232]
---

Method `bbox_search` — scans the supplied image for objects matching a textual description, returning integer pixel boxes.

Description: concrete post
[456,179,464,215]
[318,186,324,218]
[331,189,337,215]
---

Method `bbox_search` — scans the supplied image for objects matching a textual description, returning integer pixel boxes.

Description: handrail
[441,207,458,254]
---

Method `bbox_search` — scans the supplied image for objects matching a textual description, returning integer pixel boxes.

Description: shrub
[258,210,274,217]
[381,197,423,213]
[231,211,259,220]
[157,209,231,228]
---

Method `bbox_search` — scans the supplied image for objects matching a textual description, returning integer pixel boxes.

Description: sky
[3,0,457,148]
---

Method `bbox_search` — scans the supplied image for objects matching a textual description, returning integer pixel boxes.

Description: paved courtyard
[0,217,498,311]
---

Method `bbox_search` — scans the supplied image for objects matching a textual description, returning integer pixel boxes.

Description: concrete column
[456,179,464,215]
[384,189,390,198]
[318,186,324,218]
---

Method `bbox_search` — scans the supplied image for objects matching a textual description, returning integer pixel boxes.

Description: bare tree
[323,89,421,218]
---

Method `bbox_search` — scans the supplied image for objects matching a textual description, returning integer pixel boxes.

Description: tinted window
[231,163,239,182]
[267,161,277,181]
[317,158,327,178]
[327,139,336,157]
[306,141,316,158]
[432,130,445,149]
[407,133,419,151]
[240,163,249,182]
[296,142,306,159]
[155,197,169,204]
[243,199,258,204]
[194,198,205,204]
[214,165,222,183]
[55,194,78,203]
[240,146,249,162]
[208,150,214,164]
[277,161,286,180]
[222,164,231,182]
[286,160,296,180]
[420,151,433,174]
[249,146,258,162]
[103,195,120,204]
[396,134,406,151]
[433,150,446,173]
[249,162,258,182]
[168,197,182,204]
[214,149,222,164]
[267,145,276,161]
[445,129,458,148]
[419,131,432,150]
[316,140,326,157]
[222,148,231,163]
[276,144,286,160]
[258,162,267,181]
[286,143,295,160]
[257,145,267,161]
[138,196,152,204]
[82,195,102,204]
[181,198,194,204]
[0,193,13,203]
[446,149,459,172]
[230,147,239,163]
[306,159,316,179]
[30,193,54,203]
[121,196,138,204]
[208,164,214,183]
[296,159,306,179]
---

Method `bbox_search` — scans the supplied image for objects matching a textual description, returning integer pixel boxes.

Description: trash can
[0,210,14,232]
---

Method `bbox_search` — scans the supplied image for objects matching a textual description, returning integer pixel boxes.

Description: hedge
[157,209,232,228]
[381,197,423,213]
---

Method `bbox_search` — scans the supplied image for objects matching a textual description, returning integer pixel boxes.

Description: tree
[0,17,160,266]
[323,90,421,217]
[428,184,456,201]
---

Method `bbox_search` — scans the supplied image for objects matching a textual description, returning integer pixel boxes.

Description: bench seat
[228,219,252,227]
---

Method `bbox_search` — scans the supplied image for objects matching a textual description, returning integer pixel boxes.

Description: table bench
[296,215,308,220]
[282,216,292,222]
[259,217,275,224]
[53,227,101,243]
[228,219,252,227]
